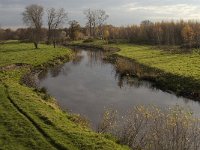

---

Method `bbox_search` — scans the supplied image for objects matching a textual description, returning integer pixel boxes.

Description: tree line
[21,4,109,49]
[0,4,109,49]
[107,20,200,48]
[1,4,200,49]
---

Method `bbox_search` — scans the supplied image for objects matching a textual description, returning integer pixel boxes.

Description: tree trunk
[34,42,38,49]
[47,28,51,45]
[93,22,96,38]
[89,22,92,37]
[47,35,50,45]
[53,41,56,48]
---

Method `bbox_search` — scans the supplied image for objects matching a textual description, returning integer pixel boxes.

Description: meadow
[1,40,200,149]
[0,42,128,150]
[116,44,200,83]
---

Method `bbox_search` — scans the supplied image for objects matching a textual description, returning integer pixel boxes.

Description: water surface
[39,49,200,128]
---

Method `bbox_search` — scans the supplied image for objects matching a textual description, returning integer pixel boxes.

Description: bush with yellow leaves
[99,105,200,150]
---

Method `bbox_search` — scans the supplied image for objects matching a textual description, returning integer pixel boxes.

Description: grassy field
[116,44,200,98]
[0,42,129,150]
[76,40,200,99]
[0,42,72,67]
[115,44,200,82]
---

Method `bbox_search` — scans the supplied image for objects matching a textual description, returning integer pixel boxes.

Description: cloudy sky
[1,0,200,29]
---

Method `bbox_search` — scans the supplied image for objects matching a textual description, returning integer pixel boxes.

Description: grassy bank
[0,42,129,150]
[75,40,200,100]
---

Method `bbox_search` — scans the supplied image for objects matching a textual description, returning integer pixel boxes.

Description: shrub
[83,38,94,43]
[97,108,117,133]
[108,39,128,44]
[99,106,200,150]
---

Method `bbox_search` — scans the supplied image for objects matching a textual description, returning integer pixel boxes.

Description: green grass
[115,44,200,98]
[0,42,72,67]
[0,42,129,150]
[115,44,200,81]
[0,84,54,150]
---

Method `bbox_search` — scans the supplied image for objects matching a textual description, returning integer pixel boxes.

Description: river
[38,49,200,128]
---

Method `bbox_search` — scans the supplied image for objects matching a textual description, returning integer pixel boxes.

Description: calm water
[38,49,200,128]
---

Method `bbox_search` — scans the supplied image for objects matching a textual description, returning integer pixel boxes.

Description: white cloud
[125,3,200,20]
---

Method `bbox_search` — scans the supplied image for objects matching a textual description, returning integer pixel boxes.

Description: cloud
[111,1,200,24]
[1,0,200,28]
[126,3,200,18]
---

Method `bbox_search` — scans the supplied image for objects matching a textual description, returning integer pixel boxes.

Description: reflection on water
[72,50,84,65]
[38,49,200,128]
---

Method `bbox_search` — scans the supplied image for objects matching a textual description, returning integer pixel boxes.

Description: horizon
[1,0,200,29]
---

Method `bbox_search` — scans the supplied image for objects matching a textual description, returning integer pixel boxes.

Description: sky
[1,0,200,29]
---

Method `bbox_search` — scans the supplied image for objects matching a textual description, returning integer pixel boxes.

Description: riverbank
[0,42,129,150]
[73,41,200,100]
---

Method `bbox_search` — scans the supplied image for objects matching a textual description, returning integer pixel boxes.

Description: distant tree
[57,30,67,45]
[96,10,109,39]
[182,25,194,48]
[15,28,37,41]
[103,28,109,43]
[47,8,68,48]
[84,9,95,37]
[47,8,56,44]
[15,28,27,41]
[140,20,154,43]
[4,29,19,40]
[84,9,109,38]
[104,20,200,48]
[22,4,44,49]
[193,23,200,48]
[153,23,163,45]
[0,28,23,41]
[68,20,81,40]
[140,20,153,26]
[0,26,4,41]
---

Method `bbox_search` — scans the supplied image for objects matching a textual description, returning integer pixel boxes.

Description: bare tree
[84,9,95,37]
[47,8,68,48]
[68,20,81,40]
[96,10,109,39]
[22,4,44,49]
[47,8,56,44]
[84,9,109,38]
